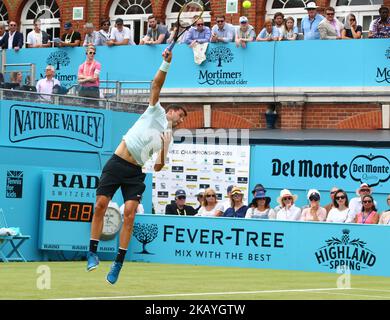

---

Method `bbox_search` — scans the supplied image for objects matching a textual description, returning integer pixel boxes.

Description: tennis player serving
[86,49,187,284]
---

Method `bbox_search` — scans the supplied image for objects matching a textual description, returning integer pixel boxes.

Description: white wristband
[159,60,170,73]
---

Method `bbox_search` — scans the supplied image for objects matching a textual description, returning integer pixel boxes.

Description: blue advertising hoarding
[249,145,390,211]
[4,40,389,89]
[128,214,390,277]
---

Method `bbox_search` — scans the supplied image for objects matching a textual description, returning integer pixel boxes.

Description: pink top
[356,211,378,224]
[78,60,101,87]
[300,207,327,222]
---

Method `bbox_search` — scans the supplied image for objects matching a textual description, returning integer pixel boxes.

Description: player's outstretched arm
[149,49,172,106]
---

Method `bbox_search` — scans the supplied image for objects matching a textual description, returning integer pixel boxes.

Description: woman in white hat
[276,189,301,221]
[300,189,327,222]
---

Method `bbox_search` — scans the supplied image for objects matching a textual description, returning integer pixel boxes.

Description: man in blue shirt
[184,17,211,46]
[210,15,235,43]
[300,1,324,40]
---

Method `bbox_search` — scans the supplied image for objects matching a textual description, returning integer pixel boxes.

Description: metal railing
[0,87,149,114]
[66,80,152,105]
[1,63,36,86]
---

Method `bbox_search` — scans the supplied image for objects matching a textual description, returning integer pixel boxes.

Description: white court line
[312,291,390,299]
[52,287,350,300]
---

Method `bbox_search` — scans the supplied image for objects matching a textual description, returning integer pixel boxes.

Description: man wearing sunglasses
[165,189,196,216]
[77,45,101,103]
[184,17,211,47]
[0,21,23,51]
[211,15,234,43]
[346,183,377,223]
[318,6,344,39]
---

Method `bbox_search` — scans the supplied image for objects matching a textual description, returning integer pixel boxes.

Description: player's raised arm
[149,49,172,106]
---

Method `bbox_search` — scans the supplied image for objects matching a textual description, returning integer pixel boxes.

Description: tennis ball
[243,0,251,9]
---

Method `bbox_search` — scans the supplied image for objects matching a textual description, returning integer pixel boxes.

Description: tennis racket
[166,0,204,52]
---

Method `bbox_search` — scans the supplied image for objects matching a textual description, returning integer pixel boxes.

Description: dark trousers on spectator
[79,86,100,107]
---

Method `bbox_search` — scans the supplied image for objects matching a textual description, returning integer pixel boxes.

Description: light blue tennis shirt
[123,102,168,166]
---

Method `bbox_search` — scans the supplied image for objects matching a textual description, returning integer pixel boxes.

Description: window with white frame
[266,0,312,31]
[110,0,153,44]
[332,0,382,38]
[20,0,60,44]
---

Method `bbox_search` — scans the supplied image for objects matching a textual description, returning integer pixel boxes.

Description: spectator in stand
[165,189,196,216]
[10,71,23,86]
[222,185,234,210]
[300,189,327,222]
[280,16,298,40]
[318,6,344,40]
[341,13,362,39]
[184,17,211,46]
[245,189,276,219]
[195,188,224,217]
[354,195,379,224]
[273,12,285,35]
[36,65,61,101]
[194,189,205,214]
[107,18,135,46]
[347,183,377,223]
[0,22,6,41]
[83,22,99,47]
[369,6,390,38]
[235,16,256,48]
[59,22,81,47]
[300,2,324,40]
[210,15,235,43]
[167,21,190,44]
[0,21,23,51]
[77,45,101,102]
[324,187,339,213]
[223,187,248,218]
[326,189,350,223]
[26,18,51,48]
[275,189,301,221]
[378,195,390,224]
[95,19,111,46]
[140,15,170,45]
[256,18,280,41]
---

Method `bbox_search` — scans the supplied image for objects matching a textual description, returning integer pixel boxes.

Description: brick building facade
[1,0,389,130]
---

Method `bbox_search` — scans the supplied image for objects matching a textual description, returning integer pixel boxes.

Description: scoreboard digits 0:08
[46,200,94,222]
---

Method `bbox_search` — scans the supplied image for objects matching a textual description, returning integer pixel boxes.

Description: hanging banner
[144,143,250,214]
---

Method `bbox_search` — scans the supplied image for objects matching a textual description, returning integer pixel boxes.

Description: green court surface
[1,261,390,300]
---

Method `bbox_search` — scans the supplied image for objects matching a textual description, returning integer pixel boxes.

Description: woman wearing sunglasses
[355,195,379,224]
[326,189,350,223]
[223,187,248,218]
[300,189,327,222]
[195,188,224,217]
[275,189,301,221]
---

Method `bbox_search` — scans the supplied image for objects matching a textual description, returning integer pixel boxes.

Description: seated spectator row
[164,183,390,225]
[0,3,388,53]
